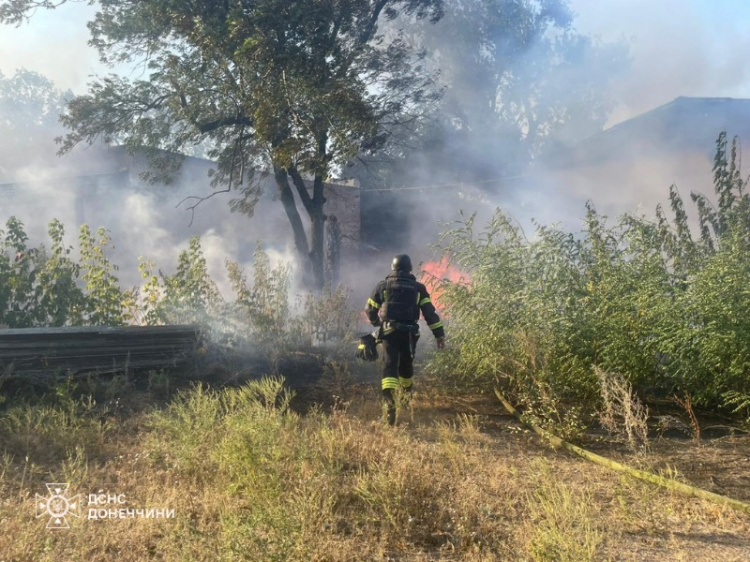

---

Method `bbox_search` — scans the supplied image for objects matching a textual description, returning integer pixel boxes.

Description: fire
[419,257,471,311]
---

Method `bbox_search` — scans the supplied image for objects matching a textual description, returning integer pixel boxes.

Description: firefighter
[365,254,445,425]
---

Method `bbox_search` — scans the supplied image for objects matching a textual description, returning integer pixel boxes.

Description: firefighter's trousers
[380,330,418,404]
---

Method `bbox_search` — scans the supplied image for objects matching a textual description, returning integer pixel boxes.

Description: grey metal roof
[543,97,750,169]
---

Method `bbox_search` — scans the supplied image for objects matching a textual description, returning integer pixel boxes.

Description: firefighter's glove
[436,336,446,350]
[356,334,379,361]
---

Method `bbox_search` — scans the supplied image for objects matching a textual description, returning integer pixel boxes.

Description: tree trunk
[309,173,327,290]
[273,128,329,291]
[287,165,327,291]
[326,215,341,286]
[273,166,313,285]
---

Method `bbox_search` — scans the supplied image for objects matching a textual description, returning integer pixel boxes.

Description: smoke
[0,134,301,302]
[345,1,629,284]
[568,0,750,125]
[367,0,750,267]
[4,1,750,323]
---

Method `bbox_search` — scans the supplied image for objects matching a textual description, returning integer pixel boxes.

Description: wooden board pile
[0,325,201,381]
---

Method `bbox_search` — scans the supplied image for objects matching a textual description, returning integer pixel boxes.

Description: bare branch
[176,187,231,227]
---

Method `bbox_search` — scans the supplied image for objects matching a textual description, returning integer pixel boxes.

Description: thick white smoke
[0,137,299,301]
[569,0,750,125]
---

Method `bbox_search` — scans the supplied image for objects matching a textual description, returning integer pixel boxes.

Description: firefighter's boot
[400,385,413,406]
[386,403,396,426]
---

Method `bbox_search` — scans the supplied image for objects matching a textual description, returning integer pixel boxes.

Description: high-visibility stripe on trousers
[381,376,413,391]
[382,377,399,391]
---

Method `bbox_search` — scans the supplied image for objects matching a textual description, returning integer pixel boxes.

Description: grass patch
[523,460,603,561]
[0,374,748,561]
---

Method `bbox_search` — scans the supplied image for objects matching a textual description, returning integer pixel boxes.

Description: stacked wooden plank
[0,325,201,379]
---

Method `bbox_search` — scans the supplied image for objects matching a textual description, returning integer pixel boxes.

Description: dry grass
[1,371,749,562]
[596,367,650,452]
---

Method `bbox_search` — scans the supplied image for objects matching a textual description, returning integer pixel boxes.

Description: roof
[0,143,215,187]
[542,97,750,170]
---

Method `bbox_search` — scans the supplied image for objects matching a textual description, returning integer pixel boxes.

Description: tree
[0,69,73,177]
[0,68,71,132]
[1,0,444,289]
[351,0,628,189]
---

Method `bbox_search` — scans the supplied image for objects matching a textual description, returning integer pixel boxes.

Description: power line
[357,174,528,192]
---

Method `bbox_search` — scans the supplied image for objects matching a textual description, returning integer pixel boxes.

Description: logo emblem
[36,483,81,529]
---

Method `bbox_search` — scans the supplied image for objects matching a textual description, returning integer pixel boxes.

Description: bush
[0,219,360,381]
[434,133,750,420]
[0,219,122,327]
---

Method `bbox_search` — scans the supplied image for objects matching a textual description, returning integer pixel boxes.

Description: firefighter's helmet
[391,254,412,272]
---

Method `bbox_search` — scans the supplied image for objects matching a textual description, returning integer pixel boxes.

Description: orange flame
[419,257,471,311]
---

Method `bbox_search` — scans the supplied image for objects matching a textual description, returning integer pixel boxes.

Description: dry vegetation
[1,361,748,562]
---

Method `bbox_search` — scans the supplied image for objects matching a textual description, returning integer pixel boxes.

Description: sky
[568,0,750,125]
[0,3,101,93]
[2,1,750,127]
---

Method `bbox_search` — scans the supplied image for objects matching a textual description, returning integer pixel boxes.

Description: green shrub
[434,133,750,419]
[0,216,43,327]
[0,218,358,365]
[156,235,223,325]
[78,224,125,325]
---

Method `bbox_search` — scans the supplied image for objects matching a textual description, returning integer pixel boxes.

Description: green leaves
[224,243,291,348]
[0,218,357,355]
[37,219,86,326]
[45,0,445,186]
[155,235,222,326]
[434,134,750,418]
[0,217,39,327]
[78,224,124,325]
[0,218,81,327]
[12,0,445,289]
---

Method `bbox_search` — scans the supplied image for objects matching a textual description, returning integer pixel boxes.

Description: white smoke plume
[569,0,750,125]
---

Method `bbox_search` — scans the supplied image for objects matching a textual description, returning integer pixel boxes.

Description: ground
[299,358,750,560]
[1,351,749,561]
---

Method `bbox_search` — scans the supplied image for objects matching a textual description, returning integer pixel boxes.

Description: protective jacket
[366,271,445,339]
